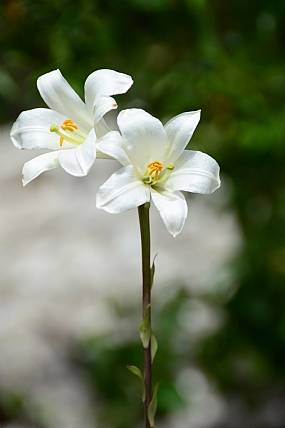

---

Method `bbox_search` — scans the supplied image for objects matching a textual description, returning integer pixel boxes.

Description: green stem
[138,203,152,428]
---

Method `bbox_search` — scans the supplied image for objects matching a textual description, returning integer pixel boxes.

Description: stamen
[62,125,76,132]
[142,161,175,185]
[147,161,163,181]
[61,119,78,133]
[50,119,86,147]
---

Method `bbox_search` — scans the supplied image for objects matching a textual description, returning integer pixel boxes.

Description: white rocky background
[1,123,242,428]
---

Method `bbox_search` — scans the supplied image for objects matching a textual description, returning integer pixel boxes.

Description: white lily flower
[10,69,133,185]
[96,108,221,237]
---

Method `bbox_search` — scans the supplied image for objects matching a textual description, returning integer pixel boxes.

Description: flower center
[142,160,174,185]
[50,119,88,147]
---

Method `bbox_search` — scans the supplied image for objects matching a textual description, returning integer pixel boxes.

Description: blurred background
[1,0,285,427]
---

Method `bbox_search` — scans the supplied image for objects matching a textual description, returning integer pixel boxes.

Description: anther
[61,119,78,132]
[147,161,163,181]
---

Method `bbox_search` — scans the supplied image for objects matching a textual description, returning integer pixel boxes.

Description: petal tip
[22,174,28,186]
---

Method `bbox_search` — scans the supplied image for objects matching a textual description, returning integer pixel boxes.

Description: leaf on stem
[150,254,158,289]
[126,365,146,402]
[151,333,158,363]
[148,381,161,428]
[139,303,151,348]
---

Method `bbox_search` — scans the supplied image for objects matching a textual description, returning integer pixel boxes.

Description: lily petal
[164,110,201,162]
[93,95,118,126]
[96,165,150,213]
[94,117,112,139]
[85,69,133,115]
[58,129,96,177]
[163,150,221,194]
[117,109,168,170]
[22,151,62,186]
[10,108,75,150]
[151,188,188,237]
[96,131,131,166]
[37,70,92,132]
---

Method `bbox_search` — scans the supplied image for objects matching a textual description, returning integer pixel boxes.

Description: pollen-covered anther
[147,161,163,181]
[61,119,78,132]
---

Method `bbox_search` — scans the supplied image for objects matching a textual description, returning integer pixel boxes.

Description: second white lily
[96,108,221,237]
[10,69,133,185]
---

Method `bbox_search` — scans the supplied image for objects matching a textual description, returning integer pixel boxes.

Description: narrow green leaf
[148,381,161,428]
[150,254,157,289]
[151,333,158,363]
[139,304,151,348]
[126,365,146,402]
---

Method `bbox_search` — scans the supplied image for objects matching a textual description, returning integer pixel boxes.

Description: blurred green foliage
[0,392,45,427]
[2,0,285,426]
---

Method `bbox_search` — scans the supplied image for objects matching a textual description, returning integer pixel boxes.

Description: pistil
[156,163,174,184]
